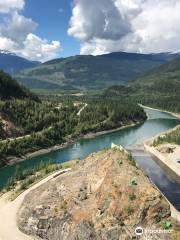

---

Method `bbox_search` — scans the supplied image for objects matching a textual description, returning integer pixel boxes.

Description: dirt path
[0,168,71,240]
[77,103,87,116]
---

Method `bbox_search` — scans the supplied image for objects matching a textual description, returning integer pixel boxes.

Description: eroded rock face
[18,149,172,240]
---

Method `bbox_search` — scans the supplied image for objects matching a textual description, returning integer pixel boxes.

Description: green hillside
[0,71,37,100]
[15,52,178,91]
[134,57,180,91]
[103,58,180,113]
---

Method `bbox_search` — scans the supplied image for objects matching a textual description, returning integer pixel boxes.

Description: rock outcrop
[18,149,172,240]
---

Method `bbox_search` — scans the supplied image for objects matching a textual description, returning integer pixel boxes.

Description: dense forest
[0,98,146,161]
[102,58,180,114]
[0,70,38,100]
[103,83,180,114]
[1,55,179,165]
[15,52,177,91]
[0,120,5,140]
[0,99,76,134]
[77,100,146,134]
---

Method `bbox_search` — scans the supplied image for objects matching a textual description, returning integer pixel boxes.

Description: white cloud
[0,0,62,61]
[18,33,62,61]
[68,0,131,42]
[69,0,180,54]
[0,0,24,13]
[0,11,37,43]
[0,36,17,50]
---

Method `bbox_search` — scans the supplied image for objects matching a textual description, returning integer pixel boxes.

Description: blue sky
[23,0,80,57]
[0,0,180,61]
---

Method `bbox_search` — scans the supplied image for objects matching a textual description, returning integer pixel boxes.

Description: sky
[0,0,180,62]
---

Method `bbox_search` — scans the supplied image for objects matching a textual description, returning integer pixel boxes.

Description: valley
[0,1,180,239]
[14,52,180,91]
[0,51,180,240]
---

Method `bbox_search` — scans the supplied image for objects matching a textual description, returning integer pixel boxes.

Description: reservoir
[0,108,180,210]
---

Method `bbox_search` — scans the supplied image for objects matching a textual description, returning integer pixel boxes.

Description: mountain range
[14,51,180,91]
[103,57,180,113]
[0,50,40,75]
[134,57,180,93]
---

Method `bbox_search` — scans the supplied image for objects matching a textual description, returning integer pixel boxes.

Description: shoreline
[139,104,180,119]
[2,104,180,168]
[143,124,180,220]
[2,121,141,167]
[144,125,180,177]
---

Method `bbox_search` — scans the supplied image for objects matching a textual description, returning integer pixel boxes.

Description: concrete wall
[144,143,180,222]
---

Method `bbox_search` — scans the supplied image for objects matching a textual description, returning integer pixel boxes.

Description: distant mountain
[0,50,40,74]
[133,57,180,94]
[0,70,38,100]
[103,57,180,113]
[15,51,180,91]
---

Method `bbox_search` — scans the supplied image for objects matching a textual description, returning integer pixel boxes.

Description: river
[0,107,180,210]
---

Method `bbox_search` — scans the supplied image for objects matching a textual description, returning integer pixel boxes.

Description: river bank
[3,103,179,168]
[144,129,180,221]
[2,102,180,167]
[144,125,180,178]
[1,121,141,167]
[139,104,180,119]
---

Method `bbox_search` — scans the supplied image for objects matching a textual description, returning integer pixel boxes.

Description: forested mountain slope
[0,51,39,74]
[0,71,37,100]
[134,57,180,92]
[15,52,180,91]
[0,99,146,165]
[103,58,180,113]
[0,71,39,142]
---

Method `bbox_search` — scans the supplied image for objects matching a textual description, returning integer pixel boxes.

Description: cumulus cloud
[0,36,17,50]
[69,0,180,54]
[19,34,61,61]
[0,0,24,13]
[0,0,62,61]
[0,11,37,43]
[68,0,131,42]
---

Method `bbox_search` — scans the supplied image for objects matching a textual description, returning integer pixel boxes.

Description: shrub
[129,193,136,201]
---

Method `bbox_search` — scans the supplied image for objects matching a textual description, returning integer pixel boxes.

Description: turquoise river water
[0,107,180,210]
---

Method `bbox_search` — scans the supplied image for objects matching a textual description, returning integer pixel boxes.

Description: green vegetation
[0,51,39,74]
[0,98,146,161]
[129,193,136,201]
[0,70,38,100]
[15,52,173,91]
[163,220,172,230]
[131,179,138,186]
[0,99,76,134]
[0,120,5,140]
[103,58,180,114]
[153,126,180,146]
[5,160,59,191]
[76,100,146,134]
[4,159,77,195]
